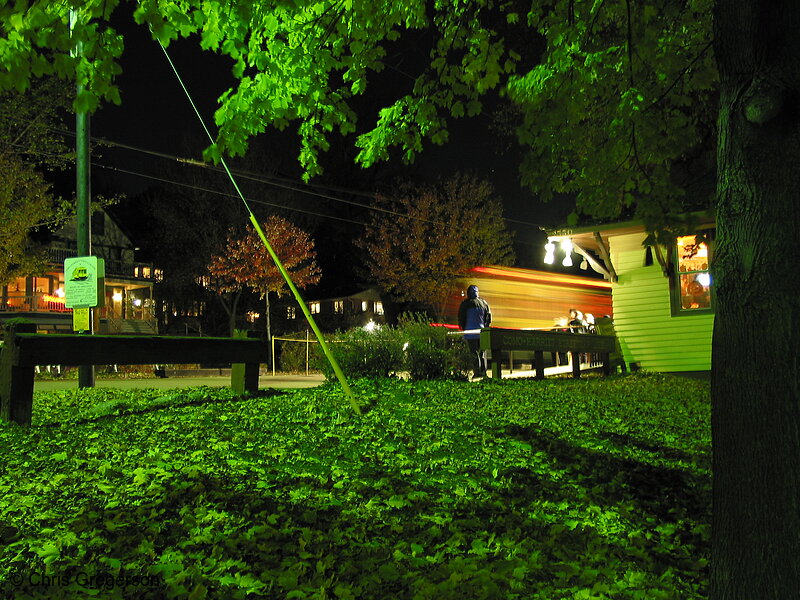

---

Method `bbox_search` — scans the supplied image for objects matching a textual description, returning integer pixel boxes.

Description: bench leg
[601,353,611,376]
[534,351,545,380]
[491,348,502,379]
[231,362,260,394]
[0,363,35,426]
[0,323,36,426]
[571,351,581,378]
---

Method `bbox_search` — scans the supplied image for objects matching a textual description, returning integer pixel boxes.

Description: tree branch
[646,40,714,110]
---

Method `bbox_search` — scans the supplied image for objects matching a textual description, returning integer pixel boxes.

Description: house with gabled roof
[545,212,715,373]
[1,209,159,334]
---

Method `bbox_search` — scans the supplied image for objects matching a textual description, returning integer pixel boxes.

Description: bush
[397,313,471,381]
[316,315,473,381]
[278,334,316,373]
[316,325,405,379]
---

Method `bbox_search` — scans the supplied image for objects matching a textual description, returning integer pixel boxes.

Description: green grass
[0,372,710,599]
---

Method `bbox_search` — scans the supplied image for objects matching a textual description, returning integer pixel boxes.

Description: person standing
[458,284,492,378]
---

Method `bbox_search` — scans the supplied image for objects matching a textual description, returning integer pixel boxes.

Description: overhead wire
[9,140,549,247]
[52,126,380,199]
[52,126,551,232]
[91,162,372,227]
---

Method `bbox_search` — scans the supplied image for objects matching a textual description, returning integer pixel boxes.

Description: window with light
[673,234,713,314]
[310,302,321,314]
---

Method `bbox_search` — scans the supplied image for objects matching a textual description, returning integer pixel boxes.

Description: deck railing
[1,294,71,313]
[47,248,156,280]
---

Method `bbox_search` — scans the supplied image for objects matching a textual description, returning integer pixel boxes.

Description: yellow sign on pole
[72,307,90,332]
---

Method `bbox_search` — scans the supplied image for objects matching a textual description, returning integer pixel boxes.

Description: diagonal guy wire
[157,40,361,416]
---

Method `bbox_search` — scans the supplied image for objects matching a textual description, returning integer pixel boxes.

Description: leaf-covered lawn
[0,373,710,599]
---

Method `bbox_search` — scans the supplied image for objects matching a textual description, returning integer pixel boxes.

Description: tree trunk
[712,2,800,598]
[216,290,241,337]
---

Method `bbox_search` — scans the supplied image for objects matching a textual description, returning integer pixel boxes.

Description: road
[34,373,326,393]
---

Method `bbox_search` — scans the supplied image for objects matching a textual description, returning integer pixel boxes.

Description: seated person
[568,308,587,333]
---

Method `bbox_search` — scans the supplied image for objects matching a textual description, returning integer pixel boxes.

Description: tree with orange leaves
[208,215,321,338]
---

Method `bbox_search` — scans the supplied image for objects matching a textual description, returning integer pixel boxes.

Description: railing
[47,248,156,280]
[2,297,157,334]
[1,295,71,313]
[479,325,620,380]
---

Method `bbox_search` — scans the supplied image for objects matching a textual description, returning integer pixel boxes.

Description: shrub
[278,334,316,373]
[315,315,474,381]
[316,325,405,380]
[397,313,471,381]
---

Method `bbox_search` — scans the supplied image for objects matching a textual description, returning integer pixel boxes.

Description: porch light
[561,239,573,267]
[112,292,123,302]
[544,241,556,264]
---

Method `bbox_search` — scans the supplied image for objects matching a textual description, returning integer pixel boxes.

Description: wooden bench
[0,324,269,426]
[479,324,622,380]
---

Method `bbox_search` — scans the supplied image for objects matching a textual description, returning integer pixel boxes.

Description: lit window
[34,277,49,293]
[310,301,321,314]
[246,311,260,323]
[361,300,369,312]
[333,300,344,314]
[287,306,297,319]
[375,301,384,316]
[672,234,713,314]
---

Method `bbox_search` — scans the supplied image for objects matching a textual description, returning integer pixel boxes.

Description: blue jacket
[458,286,491,340]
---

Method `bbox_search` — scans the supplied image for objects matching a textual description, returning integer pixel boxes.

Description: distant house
[290,288,385,331]
[0,209,159,334]
[546,214,715,373]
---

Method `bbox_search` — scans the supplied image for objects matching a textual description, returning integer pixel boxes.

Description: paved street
[34,373,326,393]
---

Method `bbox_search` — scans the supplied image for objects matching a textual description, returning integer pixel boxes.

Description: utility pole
[71,10,94,388]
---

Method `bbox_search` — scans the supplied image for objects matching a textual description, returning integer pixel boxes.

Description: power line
[93,161,546,248]
[54,127,379,200]
[91,162,371,227]
[53,126,550,231]
[11,137,548,247]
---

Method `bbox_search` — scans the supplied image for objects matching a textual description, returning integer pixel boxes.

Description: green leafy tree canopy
[0,0,716,228]
[0,77,77,286]
[0,151,54,284]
